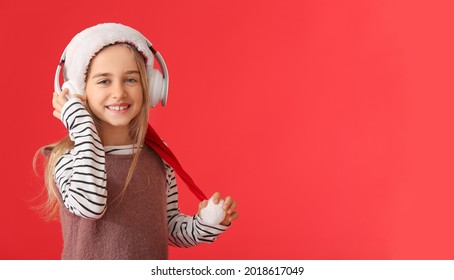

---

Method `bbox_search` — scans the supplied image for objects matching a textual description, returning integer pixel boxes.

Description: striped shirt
[55,98,228,248]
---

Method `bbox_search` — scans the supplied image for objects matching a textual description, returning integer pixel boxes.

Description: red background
[1,0,454,259]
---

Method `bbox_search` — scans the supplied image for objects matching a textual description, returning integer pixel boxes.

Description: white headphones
[54,24,169,107]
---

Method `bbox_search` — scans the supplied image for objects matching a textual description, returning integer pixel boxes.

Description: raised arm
[53,92,107,219]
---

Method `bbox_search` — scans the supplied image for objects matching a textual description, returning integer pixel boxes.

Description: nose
[111,81,127,100]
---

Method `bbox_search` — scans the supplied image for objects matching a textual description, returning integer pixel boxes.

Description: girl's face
[85,44,144,143]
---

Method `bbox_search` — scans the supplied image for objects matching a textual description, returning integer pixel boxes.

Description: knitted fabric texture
[59,145,168,260]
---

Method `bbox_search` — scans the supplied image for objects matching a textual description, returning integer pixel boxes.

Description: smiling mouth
[106,104,131,111]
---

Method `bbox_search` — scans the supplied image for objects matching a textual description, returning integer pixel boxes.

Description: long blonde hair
[35,43,150,220]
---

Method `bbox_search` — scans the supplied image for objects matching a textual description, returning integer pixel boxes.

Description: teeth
[108,105,128,111]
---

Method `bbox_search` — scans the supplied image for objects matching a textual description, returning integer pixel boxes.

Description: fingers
[52,89,85,121]
[53,88,69,109]
[222,196,237,215]
[223,195,238,224]
[197,199,208,213]
[227,211,240,223]
[206,192,239,226]
[71,93,86,102]
[221,211,239,226]
[52,109,61,120]
[52,90,66,121]
[210,193,238,214]
[212,192,222,204]
[226,200,237,215]
[52,91,62,111]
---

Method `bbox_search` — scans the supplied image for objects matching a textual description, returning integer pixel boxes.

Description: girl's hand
[198,192,239,226]
[52,88,85,120]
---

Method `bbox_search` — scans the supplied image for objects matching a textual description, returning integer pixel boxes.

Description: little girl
[40,23,238,259]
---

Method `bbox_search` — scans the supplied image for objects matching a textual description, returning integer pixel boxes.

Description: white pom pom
[200,196,226,226]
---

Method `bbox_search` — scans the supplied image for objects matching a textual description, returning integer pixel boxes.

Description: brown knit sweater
[60,145,168,259]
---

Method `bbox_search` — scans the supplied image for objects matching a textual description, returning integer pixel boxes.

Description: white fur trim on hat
[64,23,154,95]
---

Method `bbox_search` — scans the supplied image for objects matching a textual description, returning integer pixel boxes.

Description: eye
[125,77,138,83]
[97,79,111,85]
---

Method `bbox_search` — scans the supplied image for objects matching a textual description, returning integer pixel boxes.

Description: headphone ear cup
[61,81,78,99]
[149,69,164,107]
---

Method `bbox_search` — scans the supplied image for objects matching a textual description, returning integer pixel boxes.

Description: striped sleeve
[165,164,229,247]
[54,98,107,219]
